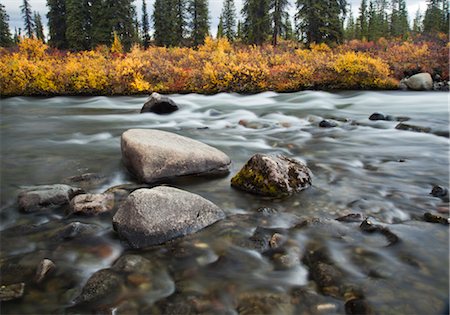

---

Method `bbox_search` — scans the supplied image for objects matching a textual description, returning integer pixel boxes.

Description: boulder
[140,92,179,115]
[404,73,433,91]
[69,193,115,215]
[231,154,312,197]
[73,269,123,305]
[121,129,231,183]
[112,187,225,248]
[18,184,84,212]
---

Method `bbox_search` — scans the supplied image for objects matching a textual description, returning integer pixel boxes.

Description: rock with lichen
[231,154,312,198]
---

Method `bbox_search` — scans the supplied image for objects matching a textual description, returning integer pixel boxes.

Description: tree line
[0,0,448,49]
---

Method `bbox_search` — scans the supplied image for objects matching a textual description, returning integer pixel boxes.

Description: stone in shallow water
[140,92,179,114]
[231,154,312,197]
[121,129,231,183]
[17,184,84,212]
[112,187,225,248]
[69,193,115,215]
[0,283,25,301]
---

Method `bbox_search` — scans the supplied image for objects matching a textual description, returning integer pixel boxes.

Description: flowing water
[0,91,449,314]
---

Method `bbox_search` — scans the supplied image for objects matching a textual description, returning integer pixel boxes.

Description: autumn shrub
[0,37,446,96]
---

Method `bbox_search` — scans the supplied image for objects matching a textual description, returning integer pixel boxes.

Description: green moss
[231,166,286,197]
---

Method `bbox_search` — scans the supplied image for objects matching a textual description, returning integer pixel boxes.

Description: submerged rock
[63,173,107,190]
[430,185,449,202]
[231,154,312,197]
[359,219,400,246]
[395,123,431,134]
[69,193,115,215]
[423,213,449,225]
[73,269,123,305]
[112,187,225,248]
[35,259,56,284]
[369,112,393,121]
[0,283,25,301]
[404,73,433,91]
[18,184,84,212]
[121,129,231,183]
[140,92,179,114]
[319,120,338,128]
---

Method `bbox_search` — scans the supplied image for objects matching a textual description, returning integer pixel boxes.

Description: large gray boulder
[18,184,84,212]
[112,187,225,248]
[404,73,433,91]
[121,129,231,183]
[231,154,312,198]
[140,92,179,114]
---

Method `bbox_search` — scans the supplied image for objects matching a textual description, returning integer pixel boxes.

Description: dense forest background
[0,0,448,49]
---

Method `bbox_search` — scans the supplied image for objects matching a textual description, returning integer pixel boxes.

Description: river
[0,91,449,314]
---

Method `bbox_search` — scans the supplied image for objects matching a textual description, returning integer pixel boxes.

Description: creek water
[0,91,449,314]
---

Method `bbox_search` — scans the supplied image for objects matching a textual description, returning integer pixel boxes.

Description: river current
[0,91,449,314]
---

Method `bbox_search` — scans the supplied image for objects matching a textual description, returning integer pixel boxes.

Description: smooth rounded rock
[18,184,84,212]
[140,92,179,114]
[112,187,225,248]
[404,73,433,91]
[121,129,231,183]
[69,193,115,215]
[231,154,312,197]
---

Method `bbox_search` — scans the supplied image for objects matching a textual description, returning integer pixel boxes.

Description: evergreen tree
[153,0,168,46]
[217,15,224,38]
[295,0,347,44]
[221,0,236,40]
[390,0,409,37]
[423,0,444,33]
[356,0,368,39]
[0,3,12,47]
[173,0,187,45]
[441,0,449,33]
[47,0,68,49]
[345,8,356,40]
[141,0,150,48]
[242,0,271,45]
[34,12,45,42]
[270,0,290,46]
[188,0,209,46]
[66,0,90,50]
[367,0,389,41]
[153,0,186,46]
[236,20,243,40]
[283,16,294,40]
[412,7,423,33]
[13,27,21,44]
[21,0,34,38]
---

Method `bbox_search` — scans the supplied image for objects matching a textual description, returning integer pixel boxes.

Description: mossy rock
[231,154,312,198]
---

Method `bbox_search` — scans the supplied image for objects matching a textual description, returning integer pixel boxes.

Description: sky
[3,0,427,38]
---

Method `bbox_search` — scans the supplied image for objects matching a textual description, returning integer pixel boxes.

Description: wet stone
[395,123,431,134]
[35,259,56,284]
[18,184,84,212]
[319,120,338,128]
[63,173,108,190]
[112,255,154,274]
[359,219,400,246]
[236,291,293,315]
[336,213,364,223]
[368,112,394,121]
[69,193,115,215]
[0,283,25,301]
[345,298,373,315]
[423,213,449,225]
[141,92,179,115]
[73,269,123,306]
[50,221,102,241]
[430,185,449,202]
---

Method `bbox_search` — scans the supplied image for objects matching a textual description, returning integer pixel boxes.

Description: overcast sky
[3,0,427,38]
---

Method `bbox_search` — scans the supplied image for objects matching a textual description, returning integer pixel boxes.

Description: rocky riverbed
[0,91,448,314]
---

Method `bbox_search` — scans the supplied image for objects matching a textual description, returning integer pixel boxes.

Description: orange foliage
[0,37,447,96]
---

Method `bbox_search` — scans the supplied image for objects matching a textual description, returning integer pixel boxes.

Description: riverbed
[1,91,449,314]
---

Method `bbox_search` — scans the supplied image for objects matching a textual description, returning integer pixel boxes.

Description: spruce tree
[390,0,409,37]
[221,0,237,40]
[13,28,21,44]
[412,7,423,33]
[441,0,449,33]
[345,9,356,40]
[21,0,34,38]
[242,0,271,45]
[188,0,209,46]
[0,3,12,47]
[152,0,167,46]
[173,0,187,45]
[270,0,290,46]
[423,0,443,33]
[34,12,45,42]
[141,0,150,48]
[236,20,243,40]
[283,16,294,40]
[356,0,368,39]
[47,0,68,49]
[295,0,347,44]
[217,15,224,38]
[66,0,90,50]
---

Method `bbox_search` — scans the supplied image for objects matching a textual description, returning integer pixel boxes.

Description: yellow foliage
[111,32,123,54]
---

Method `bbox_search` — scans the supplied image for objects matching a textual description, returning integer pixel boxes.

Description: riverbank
[1,37,448,96]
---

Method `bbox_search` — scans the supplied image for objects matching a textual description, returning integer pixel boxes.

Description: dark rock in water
[69,193,115,215]
[336,213,364,223]
[395,123,431,134]
[73,269,123,305]
[112,255,153,274]
[140,92,179,115]
[35,259,56,284]
[369,112,394,121]
[256,207,279,217]
[423,213,449,225]
[104,183,150,201]
[18,184,84,212]
[231,154,312,198]
[63,173,107,190]
[50,222,101,241]
[0,283,25,301]
[121,129,231,183]
[236,291,293,315]
[112,187,225,248]
[345,298,373,315]
[430,185,449,202]
[319,120,338,128]
[359,219,400,246]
